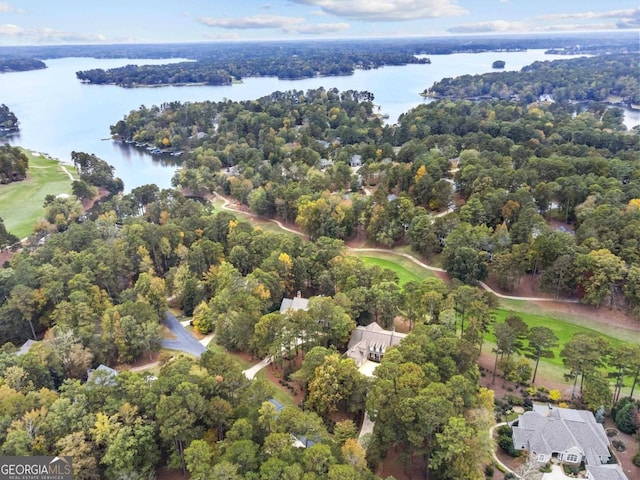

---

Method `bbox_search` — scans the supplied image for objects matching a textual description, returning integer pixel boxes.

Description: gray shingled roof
[586,464,628,480]
[512,406,612,468]
[279,296,309,314]
[346,322,406,367]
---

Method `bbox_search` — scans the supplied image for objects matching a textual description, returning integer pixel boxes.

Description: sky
[0,1,638,45]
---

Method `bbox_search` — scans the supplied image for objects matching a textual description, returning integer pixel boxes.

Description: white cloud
[0,2,22,14]
[538,8,640,21]
[0,23,108,43]
[199,14,304,29]
[448,19,625,34]
[448,20,527,34]
[0,23,23,35]
[290,0,468,21]
[204,32,241,40]
[284,22,350,34]
[33,28,107,43]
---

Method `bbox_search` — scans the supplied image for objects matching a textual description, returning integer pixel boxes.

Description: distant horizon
[0,29,636,50]
[0,1,638,46]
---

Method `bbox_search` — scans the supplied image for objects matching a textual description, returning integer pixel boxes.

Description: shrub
[504,473,517,480]
[606,428,618,437]
[484,464,494,477]
[498,435,517,456]
[632,451,640,468]
[611,439,625,452]
[549,389,562,402]
[526,387,537,396]
[614,402,640,434]
[497,425,513,437]
[506,395,524,407]
[539,462,552,473]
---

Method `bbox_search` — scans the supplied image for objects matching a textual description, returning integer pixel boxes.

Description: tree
[431,416,485,480]
[56,432,100,480]
[493,322,517,384]
[525,326,559,384]
[101,420,159,480]
[443,246,488,284]
[307,354,367,416]
[71,180,97,202]
[561,333,610,400]
[184,439,215,480]
[575,249,626,308]
[192,301,215,334]
[583,370,612,412]
[609,343,640,403]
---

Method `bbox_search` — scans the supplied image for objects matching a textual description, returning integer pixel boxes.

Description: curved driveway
[162,311,205,357]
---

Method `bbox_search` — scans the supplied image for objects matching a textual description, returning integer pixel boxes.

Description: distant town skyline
[0,0,638,46]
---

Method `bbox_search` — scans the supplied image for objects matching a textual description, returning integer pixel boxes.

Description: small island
[0,57,46,73]
[492,60,506,69]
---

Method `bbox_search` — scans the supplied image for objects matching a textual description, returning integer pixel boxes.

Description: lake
[0,50,635,191]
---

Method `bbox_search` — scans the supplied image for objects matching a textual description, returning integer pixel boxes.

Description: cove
[0,50,632,192]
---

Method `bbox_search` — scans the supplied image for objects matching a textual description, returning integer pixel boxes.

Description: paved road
[162,312,205,357]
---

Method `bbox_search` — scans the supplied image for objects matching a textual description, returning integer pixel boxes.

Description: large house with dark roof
[512,405,628,480]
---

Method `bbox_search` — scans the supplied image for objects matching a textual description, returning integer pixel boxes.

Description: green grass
[353,252,436,285]
[498,298,638,344]
[0,149,76,238]
[255,369,297,408]
[490,308,632,370]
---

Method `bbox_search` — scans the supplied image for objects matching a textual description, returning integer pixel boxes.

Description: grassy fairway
[0,149,75,239]
[491,308,634,371]
[354,253,436,285]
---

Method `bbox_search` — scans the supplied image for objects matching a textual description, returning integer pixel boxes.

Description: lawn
[490,308,632,370]
[0,149,76,239]
[353,252,436,285]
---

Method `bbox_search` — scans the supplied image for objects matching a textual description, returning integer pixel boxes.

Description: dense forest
[426,54,640,105]
[76,47,429,86]
[2,41,640,478]
[68,32,639,87]
[0,57,45,73]
[0,174,502,477]
[112,71,640,314]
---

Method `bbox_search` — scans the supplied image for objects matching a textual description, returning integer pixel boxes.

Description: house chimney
[389,325,395,346]
[296,290,302,298]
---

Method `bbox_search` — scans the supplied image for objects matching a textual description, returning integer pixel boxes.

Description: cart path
[214,192,577,303]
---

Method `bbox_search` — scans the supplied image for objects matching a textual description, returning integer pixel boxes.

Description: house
[16,339,36,356]
[319,158,333,169]
[87,364,119,386]
[350,154,362,168]
[346,322,406,367]
[279,291,309,314]
[585,464,628,480]
[268,399,316,448]
[512,405,627,479]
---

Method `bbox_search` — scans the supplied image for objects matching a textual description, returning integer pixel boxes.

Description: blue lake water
[0,50,635,191]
